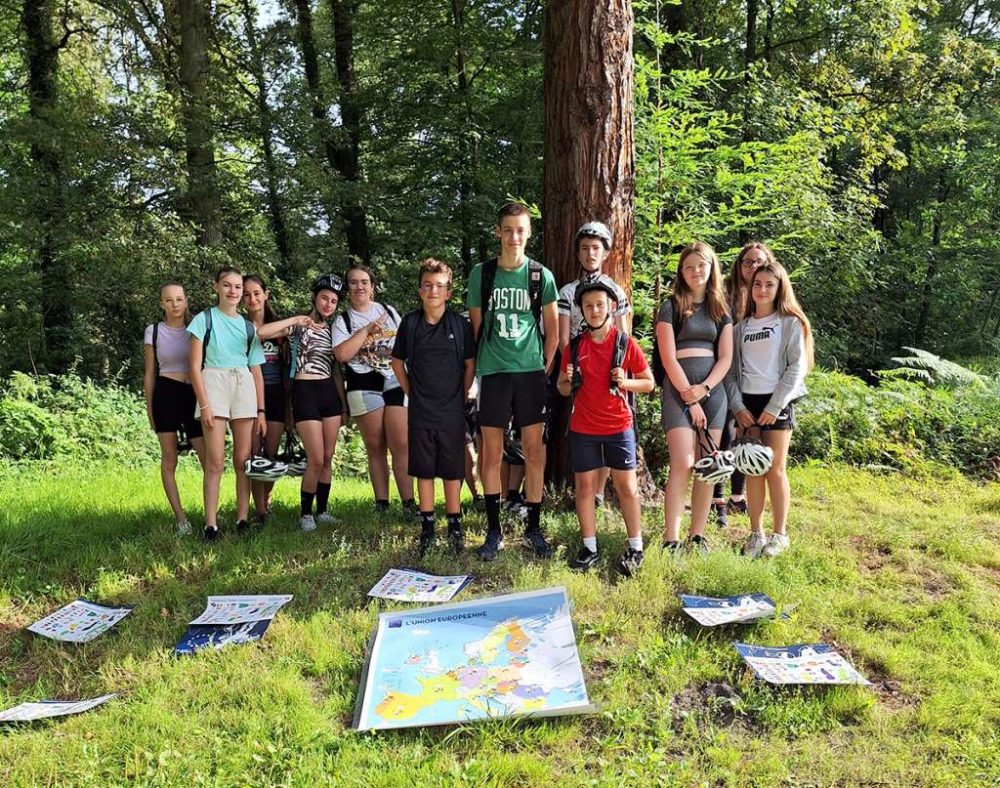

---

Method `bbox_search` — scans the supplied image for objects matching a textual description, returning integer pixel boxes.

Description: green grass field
[1,462,999,786]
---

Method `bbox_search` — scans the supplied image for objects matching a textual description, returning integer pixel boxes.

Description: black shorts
[292,379,342,422]
[409,425,465,480]
[263,383,285,422]
[478,371,547,430]
[151,377,203,438]
[741,392,796,431]
[383,386,406,408]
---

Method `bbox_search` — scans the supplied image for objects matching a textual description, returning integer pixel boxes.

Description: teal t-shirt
[467,258,557,376]
[187,308,265,369]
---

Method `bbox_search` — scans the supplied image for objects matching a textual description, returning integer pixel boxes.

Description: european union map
[354,587,594,731]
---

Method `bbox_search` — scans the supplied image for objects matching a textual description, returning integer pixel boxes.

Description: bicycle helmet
[244,453,289,481]
[692,429,736,484]
[574,221,613,250]
[311,273,344,295]
[573,279,620,308]
[276,430,308,477]
[733,432,774,477]
[176,426,193,455]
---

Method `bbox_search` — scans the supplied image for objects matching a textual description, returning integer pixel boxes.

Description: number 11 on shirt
[496,313,522,339]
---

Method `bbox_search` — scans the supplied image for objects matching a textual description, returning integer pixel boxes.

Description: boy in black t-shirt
[391,260,476,557]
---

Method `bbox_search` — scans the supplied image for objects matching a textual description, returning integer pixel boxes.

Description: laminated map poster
[174,620,273,655]
[354,587,595,731]
[679,593,777,627]
[0,694,117,724]
[367,569,472,603]
[189,595,293,625]
[734,643,872,685]
[27,599,133,643]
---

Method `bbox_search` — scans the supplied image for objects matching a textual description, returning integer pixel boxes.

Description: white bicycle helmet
[574,221,613,250]
[733,435,774,477]
[692,429,736,484]
[244,453,289,481]
[276,431,308,477]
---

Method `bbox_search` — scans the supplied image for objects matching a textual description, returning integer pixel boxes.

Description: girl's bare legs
[202,418,229,528]
[689,427,723,538]
[230,418,255,522]
[251,421,284,516]
[297,419,325,494]
[384,405,413,501]
[157,433,184,523]
[747,473,768,534]
[320,416,341,485]
[356,408,390,500]
[663,427,696,542]
[764,429,793,535]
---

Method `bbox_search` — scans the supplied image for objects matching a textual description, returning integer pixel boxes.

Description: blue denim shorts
[569,429,637,473]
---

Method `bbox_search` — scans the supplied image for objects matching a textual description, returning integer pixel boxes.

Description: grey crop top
[656,299,731,352]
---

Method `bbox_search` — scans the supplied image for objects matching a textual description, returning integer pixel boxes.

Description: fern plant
[880,347,986,388]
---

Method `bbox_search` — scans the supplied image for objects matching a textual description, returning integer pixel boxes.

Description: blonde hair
[748,260,815,371]
[672,242,729,324]
[727,241,777,319]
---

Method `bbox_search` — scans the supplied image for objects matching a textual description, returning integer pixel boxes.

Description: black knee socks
[485,493,501,534]
[301,490,315,517]
[316,481,331,514]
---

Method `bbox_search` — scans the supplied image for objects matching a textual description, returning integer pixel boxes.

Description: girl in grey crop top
[655,299,732,351]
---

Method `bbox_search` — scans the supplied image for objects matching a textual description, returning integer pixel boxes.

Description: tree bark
[452,0,474,274]
[239,0,294,276]
[21,0,72,372]
[176,0,221,247]
[542,0,635,486]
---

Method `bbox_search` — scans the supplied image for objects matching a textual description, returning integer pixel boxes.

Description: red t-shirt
[561,328,649,435]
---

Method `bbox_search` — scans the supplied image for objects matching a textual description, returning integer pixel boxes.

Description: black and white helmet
[276,431,308,477]
[244,453,289,481]
[575,221,613,250]
[692,429,736,484]
[733,433,774,477]
[176,426,193,455]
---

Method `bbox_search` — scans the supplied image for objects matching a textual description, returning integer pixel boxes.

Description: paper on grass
[27,599,133,643]
[733,642,872,685]
[174,620,273,655]
[367,569,472,603]
[679,593,777,626]
[0,694,117,723]
[189,595,292,625]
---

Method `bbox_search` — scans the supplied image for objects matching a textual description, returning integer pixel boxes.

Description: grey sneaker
[300,514,317,532]
[176,519,192,537]
[316,511,340,524]
[743,530,767,559]
[762,533,790,557]
[522,528,554,558]
[687,535,710,555]
[477,530,505,561]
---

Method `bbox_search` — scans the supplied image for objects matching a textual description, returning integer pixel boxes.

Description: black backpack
[479,257,544,345]
[200,308,256,369]
[567,329,635,431]
[399,309,467,377]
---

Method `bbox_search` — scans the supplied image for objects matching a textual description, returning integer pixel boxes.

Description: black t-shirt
[392,310,474,428]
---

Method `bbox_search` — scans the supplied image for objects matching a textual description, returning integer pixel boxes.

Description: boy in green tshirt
[467,202,559,560]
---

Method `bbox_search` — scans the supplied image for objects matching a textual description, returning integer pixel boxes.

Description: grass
[1,461,999,786]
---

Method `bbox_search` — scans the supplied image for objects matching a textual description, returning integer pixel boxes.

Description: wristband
[257,409,265,414]
[703,383,712,395]
[200,404,211,410]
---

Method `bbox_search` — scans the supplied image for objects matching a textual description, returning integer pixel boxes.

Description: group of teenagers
[143,202,813,576]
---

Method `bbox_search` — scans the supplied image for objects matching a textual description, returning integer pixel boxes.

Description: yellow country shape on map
[375,673,461,721]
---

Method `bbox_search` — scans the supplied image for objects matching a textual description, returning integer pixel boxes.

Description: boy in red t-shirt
[557,281,654,575]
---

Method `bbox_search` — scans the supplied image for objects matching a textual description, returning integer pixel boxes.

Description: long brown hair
[242,274,278,324]
[672,242,729,324]
[727,241,776,319]
[748,261,815,371]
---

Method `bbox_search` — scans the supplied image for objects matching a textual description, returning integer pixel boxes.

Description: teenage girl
[725,259,813,558]
[713,242,775,522]
[143,283,206,535]
[258,275,347,531]
[332,264,414,513]
[243,275,288,520]
[656,242,733,554]
[188,268,267,541]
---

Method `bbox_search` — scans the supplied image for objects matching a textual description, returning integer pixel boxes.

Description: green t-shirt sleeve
[541,268,558,306]
[467,264,482,309]
[186,310,208,341]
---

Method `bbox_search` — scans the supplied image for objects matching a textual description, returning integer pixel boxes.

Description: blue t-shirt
[187,308,265,369]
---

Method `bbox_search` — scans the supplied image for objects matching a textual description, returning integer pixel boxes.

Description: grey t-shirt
[656,300,731,352]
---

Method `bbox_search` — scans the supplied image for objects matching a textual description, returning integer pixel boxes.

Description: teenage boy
[468,202,559,561]
[557,281,653,576]
[557,221,631,505]
[391,260,476,557]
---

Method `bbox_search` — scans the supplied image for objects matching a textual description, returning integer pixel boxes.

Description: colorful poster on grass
[367,569,472,603]
[27,599,133,643]
[174,620,273,655]
[354,587,595,731]
[733,643,872,685]
[679,593,777,627]
[0,694,117,723]
[189,595,292,625]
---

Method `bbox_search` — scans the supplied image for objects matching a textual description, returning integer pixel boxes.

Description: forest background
[1,0,999,393]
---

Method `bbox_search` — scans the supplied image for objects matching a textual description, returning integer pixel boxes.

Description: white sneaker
[743,530,766,559]
[762,533,790,557]
[300,514,317,532]
[176,519,192,537]
[316,512,340,524]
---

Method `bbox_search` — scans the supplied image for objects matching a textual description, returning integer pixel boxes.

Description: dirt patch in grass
[670,681,747,732]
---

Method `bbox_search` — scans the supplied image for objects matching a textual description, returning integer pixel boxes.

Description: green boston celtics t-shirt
[467,258,558,376]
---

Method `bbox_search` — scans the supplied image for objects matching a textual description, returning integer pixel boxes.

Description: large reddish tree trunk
[542,0,636,489]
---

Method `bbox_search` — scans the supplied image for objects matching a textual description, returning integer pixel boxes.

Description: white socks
[628,536,644,552]
[583,536,598,553]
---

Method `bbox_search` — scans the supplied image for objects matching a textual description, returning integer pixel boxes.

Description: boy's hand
[611,366,625,387]
[564,363,575,380]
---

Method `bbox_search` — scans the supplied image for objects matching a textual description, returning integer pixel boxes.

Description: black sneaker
[522,528,554,558]
[594,494,604,508]
[402,499,419,518]
[618,548,644,577]
[477,530,504,561]
[712,502,729,528]
[662,539,682,554]
[235,519,250,535]
[688,534,710,555]
[727,497,748,515]
[448,526,464,555]
[418,529,435,558]
[374,500,390,514]
[471,494,484,511]
[569,546,599,571]
[203,525,219,542]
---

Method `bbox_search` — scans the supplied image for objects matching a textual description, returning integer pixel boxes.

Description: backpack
[341,302,401,335]
[201,308,256,369]
[479,257,544,345]
[399,309,467,379]
[650,299,722,387]
[151,322,161,376]
[567,329,635,431]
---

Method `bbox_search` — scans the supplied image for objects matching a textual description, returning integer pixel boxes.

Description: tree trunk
[328,0,370,263]
[21,0,72,372]
[542,0,635,487]
[452,0,474,274]
[177,0,221,247]
[914,175,949,347]
[239,0,294,277]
